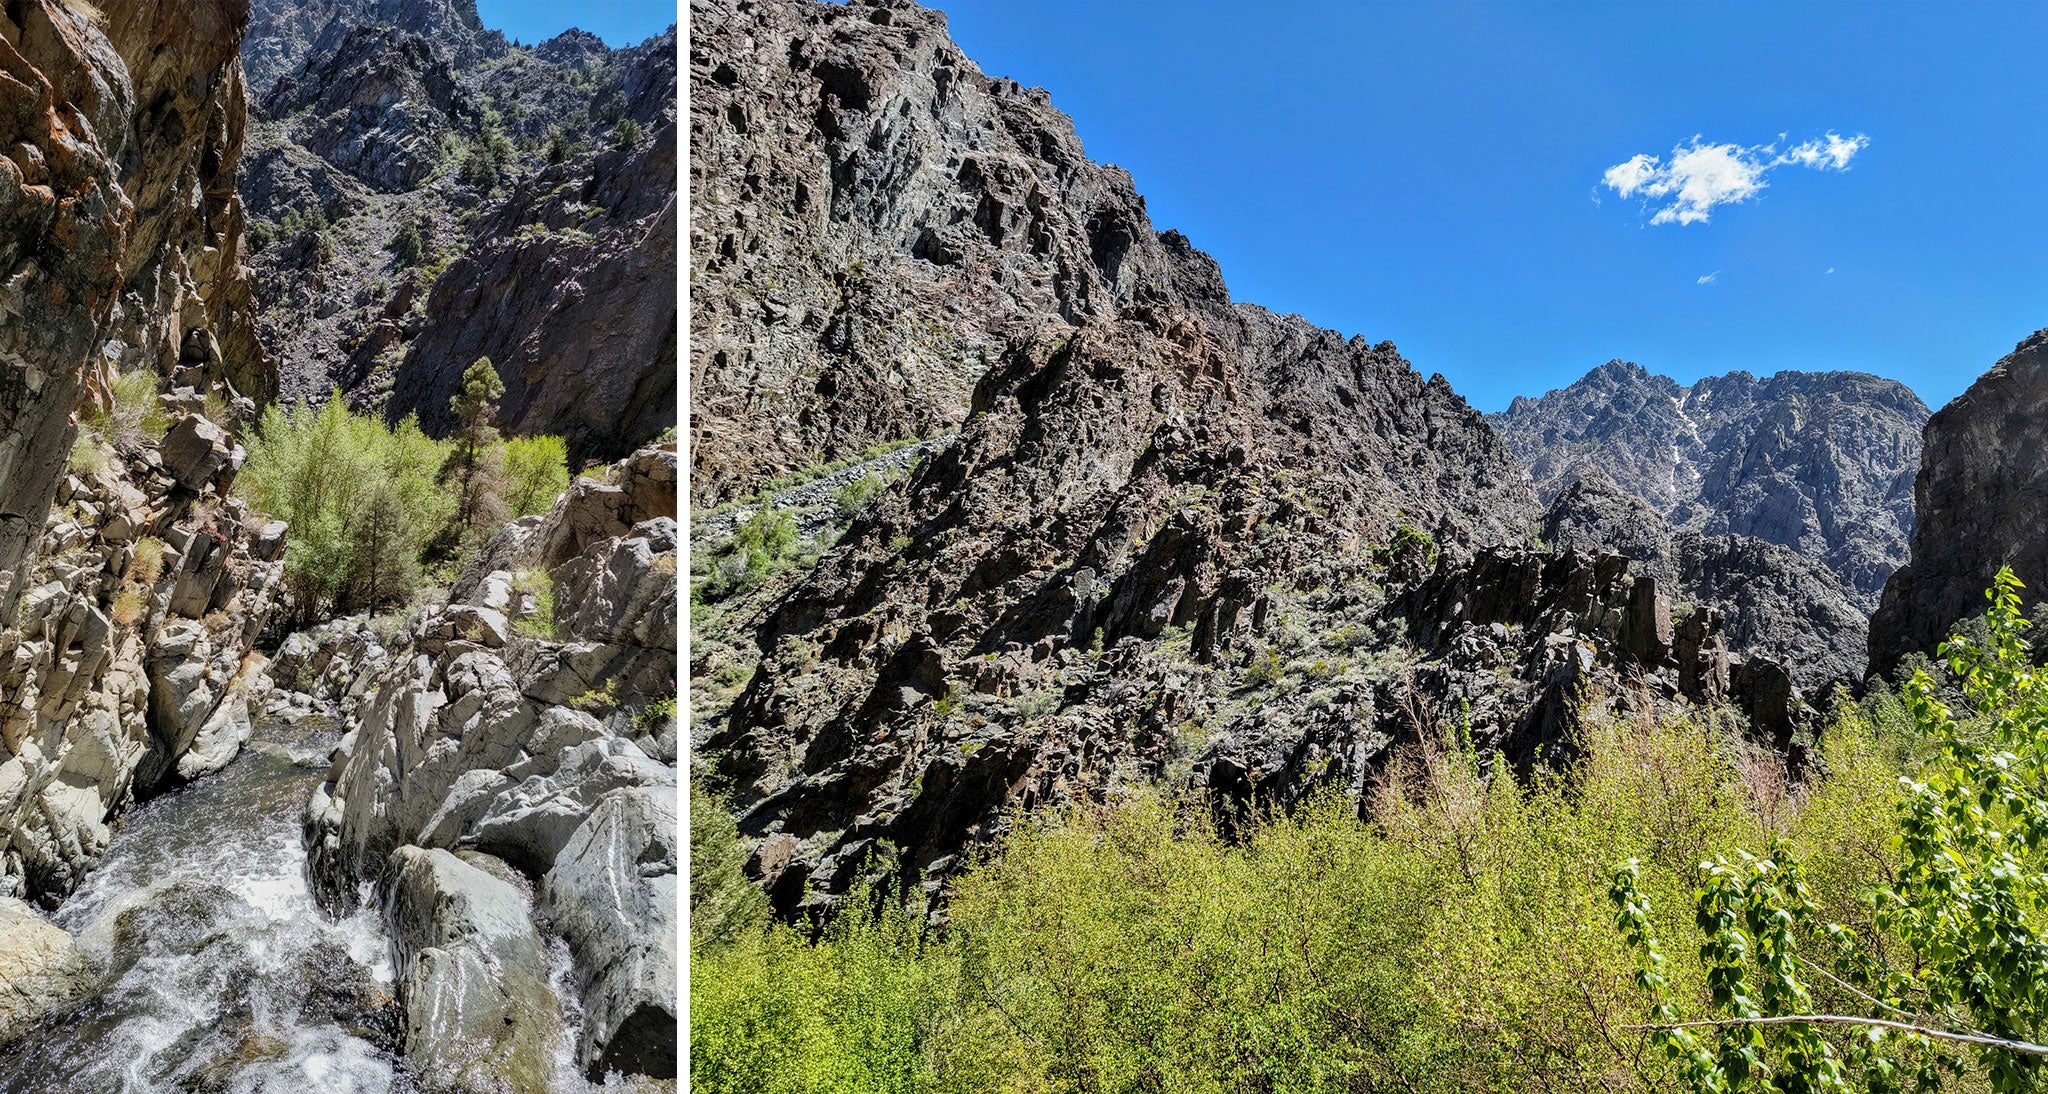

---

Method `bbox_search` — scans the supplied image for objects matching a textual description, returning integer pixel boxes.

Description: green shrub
[501,434,570,517]
[1613,569,2041,1091]
[130,536,166,586]
[833,474,883,517]
[68,434,109,476]
[511,569,554,638]
[611,117,643,151]
[240,394,454,618]
[387,221,425,267]
[83,366,168,446]
[691,698,1912,1092]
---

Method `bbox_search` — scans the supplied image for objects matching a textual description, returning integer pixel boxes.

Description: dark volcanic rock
[690,0,1226,506]
[241,0,676,457]
[384,38,678,460]
[1542,473,1868,687]
[1870,330,2048,677]
[243,0,506,102]
[262,24,475,191]
[1492,361,1928,609]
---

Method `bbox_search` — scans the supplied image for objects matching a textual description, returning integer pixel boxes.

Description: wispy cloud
[1601,132,1869,226]
[1697,271,1719,285]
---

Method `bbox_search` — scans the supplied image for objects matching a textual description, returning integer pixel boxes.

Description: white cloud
[1826,266,1836,274]
[1697,271,1719,285]
[1600,131,1868,226]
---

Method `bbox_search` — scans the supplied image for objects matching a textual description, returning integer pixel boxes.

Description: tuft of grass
[130,536,167,587]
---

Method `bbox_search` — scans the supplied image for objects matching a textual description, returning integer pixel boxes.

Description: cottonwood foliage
[239,371,569,618]
[1614,568,2048,1092]
[692,697,1915,1092]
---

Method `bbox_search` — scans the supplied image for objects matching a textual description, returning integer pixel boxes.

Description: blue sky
[476,0,675,47]
[935,0,2048,412]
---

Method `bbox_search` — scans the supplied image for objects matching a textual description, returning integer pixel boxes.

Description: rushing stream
[0,718,412,1093]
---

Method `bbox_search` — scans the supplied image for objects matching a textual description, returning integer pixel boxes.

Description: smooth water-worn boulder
[0,897,91,1043]
[542,785,677,1079]
[386,846,565,1094]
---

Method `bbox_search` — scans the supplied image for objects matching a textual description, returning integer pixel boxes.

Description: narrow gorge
[0,1,679,1090]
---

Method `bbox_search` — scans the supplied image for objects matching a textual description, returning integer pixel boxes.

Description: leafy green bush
[387,221,424,267]
[239,394,452,618]
[690,699,1913,1092]
[1613,568,2047,1091]
[833,473,883,516]
[702,507,801,601]
[501,434,571,517]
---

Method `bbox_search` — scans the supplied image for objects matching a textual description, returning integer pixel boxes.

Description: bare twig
[1628,1015,2048,1056]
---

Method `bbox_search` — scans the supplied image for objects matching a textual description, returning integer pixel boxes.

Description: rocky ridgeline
[281,445,678,1087]
[1491,362,1928,610]
[242,0,677,462]
[1541,473,1869,687]
[1870,330,2048,677]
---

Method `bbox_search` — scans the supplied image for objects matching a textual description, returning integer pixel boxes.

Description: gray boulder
[386,846,565,1094]
[542,785,677,1080]
[0,897,91,1044]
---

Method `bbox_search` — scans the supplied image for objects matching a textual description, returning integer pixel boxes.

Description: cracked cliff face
[0,0,132,617]
[239,0,676,463]
[0,0,282,905]
[1870,330,2048,678]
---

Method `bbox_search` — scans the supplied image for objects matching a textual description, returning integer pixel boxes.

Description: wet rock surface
[303,445,679,1082]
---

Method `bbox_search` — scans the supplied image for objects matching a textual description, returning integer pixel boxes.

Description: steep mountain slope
[1491,361,1928,608]
[691,0,1831,915]
[1870,330,2048,677]
[238,0,676,460]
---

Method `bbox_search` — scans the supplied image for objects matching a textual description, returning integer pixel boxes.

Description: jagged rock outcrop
[0,1,281,910]
[242,0,506,101]
[0,0,131,615]
[1870,330,2048,677]
[1491,361,1928,608]
[1541,473,1869,687]
[689,0,1232,505]
[261,23,474,191]
[0,896,89,1039]
[98,0,274,407]
[302,445,677,1080]
[1193,543,1833,816]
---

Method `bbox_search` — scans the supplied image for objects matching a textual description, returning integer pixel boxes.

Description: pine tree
[346,479,419,611]
[547,129,572,165]
[444,357,508,547]
[611,117,643,152]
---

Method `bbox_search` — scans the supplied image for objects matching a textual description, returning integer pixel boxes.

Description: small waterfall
[0,719,410,1093]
